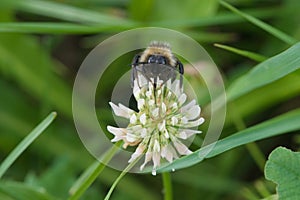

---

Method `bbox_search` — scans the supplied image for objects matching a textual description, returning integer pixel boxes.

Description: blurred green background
[0,0,299,199]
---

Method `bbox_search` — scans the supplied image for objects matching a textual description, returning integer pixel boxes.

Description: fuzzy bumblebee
[131,41,184,88]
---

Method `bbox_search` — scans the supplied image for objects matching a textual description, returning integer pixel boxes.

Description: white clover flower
[107,78,204,175]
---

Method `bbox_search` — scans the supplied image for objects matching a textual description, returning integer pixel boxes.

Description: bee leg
[177,61,184,75]
[132,54,141,66]
[131,54,141,88]
[177,61,184,88]
[131,66,137,88]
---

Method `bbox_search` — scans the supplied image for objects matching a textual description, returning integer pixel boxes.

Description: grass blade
[150,7,280,28]
[0,112,57,179]
[214,43,267,62]
[68,142,121,200]
[12,0,137,26]
[0,181,57,200]
[157,108,300,172]
[227,42,300,101]
[0,22,132,34]
[220,0,297,45]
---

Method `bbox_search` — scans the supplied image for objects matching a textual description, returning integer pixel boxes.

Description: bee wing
[131,65,149,88]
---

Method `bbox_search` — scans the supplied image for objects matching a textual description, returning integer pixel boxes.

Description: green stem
[245,143,265,172]
[229,103,266,172]
[104,156,141,200]
[162,172,173,200]
[68,141,121,200]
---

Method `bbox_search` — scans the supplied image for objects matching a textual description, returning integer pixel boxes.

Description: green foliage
[227,42,300,101]
[0,181,57,200]
[158,109,300,172]
[0,0,299,199]
[265,147,300,200]
[214,43,267,62]
[0,112,56,179]
[220,0,297,45]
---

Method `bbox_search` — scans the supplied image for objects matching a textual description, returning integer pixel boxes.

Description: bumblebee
[131,41,184,88]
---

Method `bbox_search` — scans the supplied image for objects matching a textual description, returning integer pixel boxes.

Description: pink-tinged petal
[185,105,201,120]
[181,116,188,124]
[109,102,134,118]
[153,139,160,152]
[171,102,178,110]
[166,79,172,88]
[151,108,159,118]
[137,74,148,89]
[161,145,175,163]
[152,151,161,169]
[179,129,202,138]
[146,90,152,98]
[178,93,187,106]
[158,120,166,132]
[119,103,134,114]
[111,136,124,142]
[148,99,155,106]
[161,102,167,114]
[140,128,147,138]
[171,116,178,126]
[130,114,137,124]
[128,143,146,163]
[164,129,170,139]
[177,131,187,139]
[184,117,205,128]
[128,125,143,132]
[171,80,181,97]
[139,113,147,125]
[107,126,126,137]
[126,132,138,143]
[107,126,127,142]
[137,99,145,110]
[173,140,192,155]
[181,99,196,112]
[140,151,152,171]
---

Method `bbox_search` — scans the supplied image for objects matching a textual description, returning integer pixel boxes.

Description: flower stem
[162,172,173,200]
[229,102,266,172]
[68,141,122,200]
[104,156,141,200]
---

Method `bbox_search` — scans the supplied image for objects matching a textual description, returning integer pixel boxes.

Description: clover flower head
[107,77,204,175]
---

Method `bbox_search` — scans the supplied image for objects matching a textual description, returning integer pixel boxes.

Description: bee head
[139,41,177,67]
[147,54,168,65]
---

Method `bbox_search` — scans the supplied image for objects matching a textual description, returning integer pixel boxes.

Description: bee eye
[148,55,156,63]
[158,56,167,65]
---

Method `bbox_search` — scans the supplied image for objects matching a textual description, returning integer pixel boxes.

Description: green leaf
[157,109,300,172]
[227,42,300,101]
[220,0,297,45]
[265,147,300,200]
[0,181,57,200]
[68,142,121,200]
[0,34,72,118]
[27,157,77,199]
[10,0,137,26]
[0,22,131,34]
[142,0,218,22]
[150,6,281,28]
[214,43,267,62]
[0,112,57,179]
